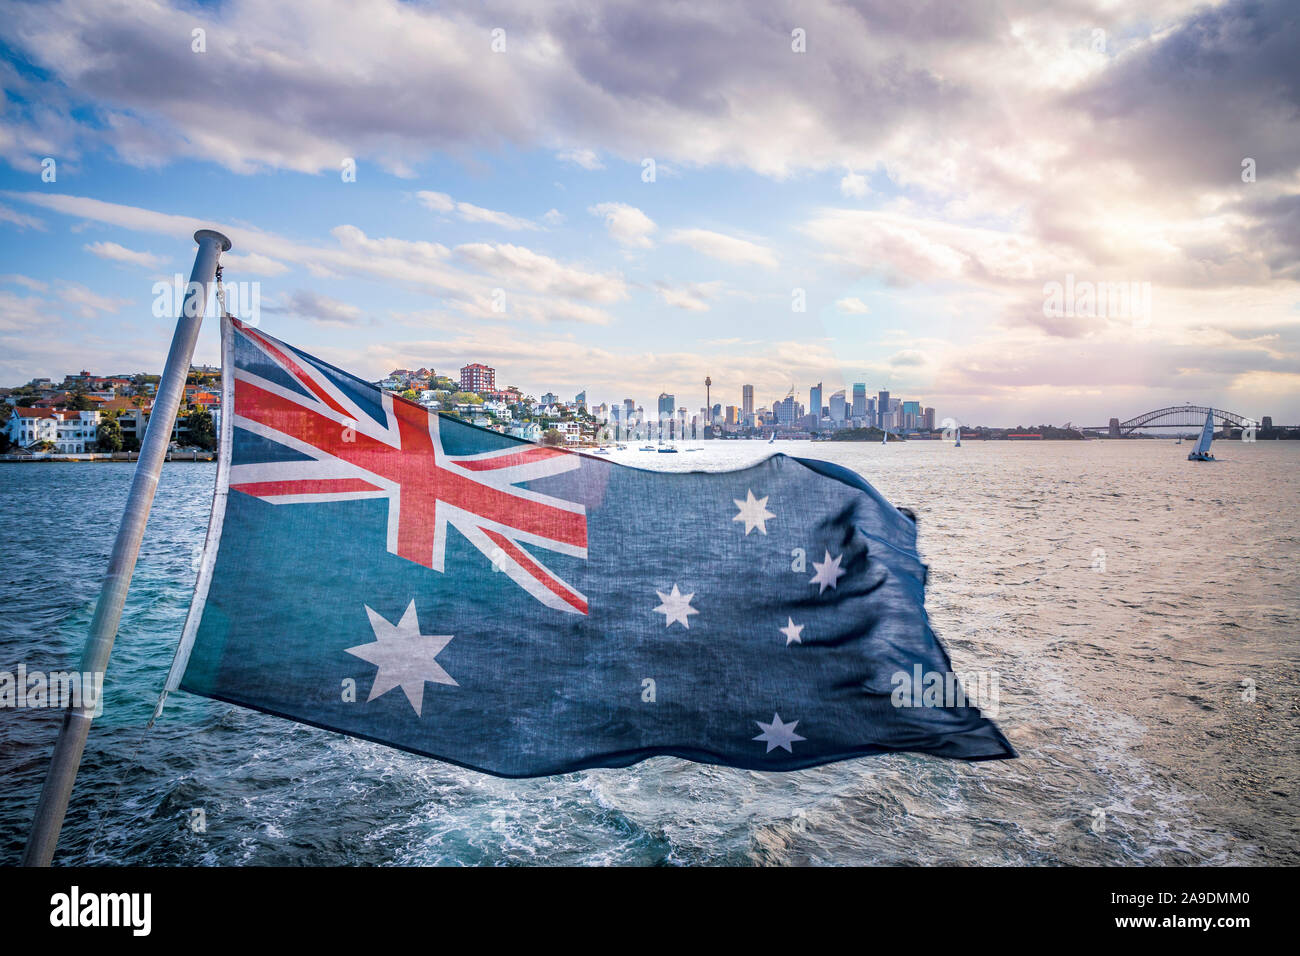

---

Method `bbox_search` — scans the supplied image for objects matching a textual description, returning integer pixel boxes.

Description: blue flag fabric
[166,317,1013,776]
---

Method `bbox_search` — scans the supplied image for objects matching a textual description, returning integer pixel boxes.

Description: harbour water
[1,439,1296,865]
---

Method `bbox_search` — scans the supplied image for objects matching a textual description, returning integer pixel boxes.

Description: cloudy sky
[1,0,1297,424]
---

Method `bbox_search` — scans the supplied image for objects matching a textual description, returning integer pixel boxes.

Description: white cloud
[836,297,870,313]
[267,289,365,326]
[556,148,604,170]
[5,192,626,326]
[840,171,869,198]
[56,282,130,319]
[655,280,724,312]
[589,202,656,249]
[665,228,778,268]
[83,240,163,270]
[0,203,45,230]
[417,190,537,231]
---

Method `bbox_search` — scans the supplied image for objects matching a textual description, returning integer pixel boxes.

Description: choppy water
[1,439,1296,865]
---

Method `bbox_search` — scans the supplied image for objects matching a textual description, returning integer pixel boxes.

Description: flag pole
[23,228,232,866]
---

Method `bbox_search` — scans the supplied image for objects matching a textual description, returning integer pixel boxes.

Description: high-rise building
[575,390,587,407]
[742,384,754,416]
[866,397,876,424]
[711,403,722,423]
[623,399,635,422]
[657,392,675,417]
[540,391,558,406]
[830,390,847,422]
[903,401,921,431]
[725,405,738,425]
[877,390,890,428]
[923,406,936,431]
[459,363,495,392]
[809,383,822,424]
[776,396,803,425]
[852,383,867,420]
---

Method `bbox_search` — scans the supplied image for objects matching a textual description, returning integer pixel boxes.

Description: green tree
[400,388,419,403]
[184,407,217,450]
[541,428,564,446]
[67,390,94,411]
[95,415,124,452]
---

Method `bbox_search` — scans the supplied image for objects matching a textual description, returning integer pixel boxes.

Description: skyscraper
[852,383,866,420]
[830,390,847,422]
[902,400,921,431]
[657,392,675,417]
[624,398,635,422]
[742,384,754,417]
[810,383,822,423]
[877,389,890,428]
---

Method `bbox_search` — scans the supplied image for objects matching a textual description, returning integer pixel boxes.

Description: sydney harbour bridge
[1077,404,1266,437]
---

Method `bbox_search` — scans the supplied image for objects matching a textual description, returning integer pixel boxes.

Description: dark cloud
[1065,0,1300,191]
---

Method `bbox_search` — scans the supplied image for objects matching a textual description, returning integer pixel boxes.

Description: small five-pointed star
[654,584,698,628]
[346,600,457,717]
[779,617,804,645]
[753,713,806,753]
[809,549,845,593]
[732,488,775,535]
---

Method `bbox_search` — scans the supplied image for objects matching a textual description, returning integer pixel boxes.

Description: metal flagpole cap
[194,228,233,252]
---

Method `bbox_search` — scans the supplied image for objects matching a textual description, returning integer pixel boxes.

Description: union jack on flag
[226,318,589,614]
[165,315,1012,778]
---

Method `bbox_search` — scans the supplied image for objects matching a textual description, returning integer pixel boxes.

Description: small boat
[658,445,678,453]
[592,447,611,455]
[1187,410,1215,461]
[639,444,655,451]
[768,433,776,444]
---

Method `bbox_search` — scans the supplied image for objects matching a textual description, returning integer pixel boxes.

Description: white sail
[1194,410,1214,455]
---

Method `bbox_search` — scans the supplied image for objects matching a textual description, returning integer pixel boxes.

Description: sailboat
[1187,410,1216,461]
[880,428,888,445]
[955,431,962,448]
[768,432,775,444]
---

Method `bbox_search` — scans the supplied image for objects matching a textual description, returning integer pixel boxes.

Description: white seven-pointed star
[753,713,807,753]
[809,550,846,593]
[732,489,775,535]
[654,584,698,628]
[346,601,457,717]
[779,617,804,645]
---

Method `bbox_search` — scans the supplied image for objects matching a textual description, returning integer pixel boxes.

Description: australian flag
[165,316,1014,776]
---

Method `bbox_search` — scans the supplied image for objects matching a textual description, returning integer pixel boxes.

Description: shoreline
[0,451,216,464]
